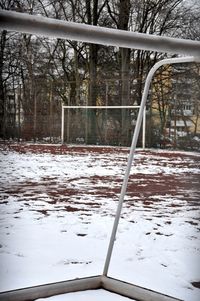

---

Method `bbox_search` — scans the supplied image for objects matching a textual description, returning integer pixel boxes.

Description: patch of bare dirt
[0,143,199,224]
[0,142,128,156]
[191,281,200,289]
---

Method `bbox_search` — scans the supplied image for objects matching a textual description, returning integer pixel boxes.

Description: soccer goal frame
[0,9,199,301]
[61,105,146,149]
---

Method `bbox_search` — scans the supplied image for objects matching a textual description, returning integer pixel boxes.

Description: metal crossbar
[0,276,182,301]
[0,10,200,57]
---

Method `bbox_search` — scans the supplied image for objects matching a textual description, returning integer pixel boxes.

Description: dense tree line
[0,0,199,148]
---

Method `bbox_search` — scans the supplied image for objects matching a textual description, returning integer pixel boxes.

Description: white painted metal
[142,106,146,149]
[0,276,101,301]
[103,56,197,276]
[0,10,200,57]
[61,106,65,144]
[62,106,141,109]
[0,276,182,301]
[101,277,183,301]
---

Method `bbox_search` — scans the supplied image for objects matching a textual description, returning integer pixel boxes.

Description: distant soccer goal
[61,105,146,148]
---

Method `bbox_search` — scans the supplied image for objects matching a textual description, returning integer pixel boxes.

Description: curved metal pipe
[103,56,197,276]
[0,10,200,57]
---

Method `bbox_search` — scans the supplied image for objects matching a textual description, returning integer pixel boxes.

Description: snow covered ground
[37,289,134,301]
[0,144,199,301]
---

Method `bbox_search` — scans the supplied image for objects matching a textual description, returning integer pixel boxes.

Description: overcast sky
[183,0,200,7]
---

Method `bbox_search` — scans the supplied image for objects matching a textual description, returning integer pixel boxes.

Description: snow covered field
[0,143,199,301]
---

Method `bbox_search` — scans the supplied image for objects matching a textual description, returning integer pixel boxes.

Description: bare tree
[1,0,199,148]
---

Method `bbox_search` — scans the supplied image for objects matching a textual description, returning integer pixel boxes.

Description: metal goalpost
[61,105,146,149]
[102,55,197,277]
[0,9,200,301]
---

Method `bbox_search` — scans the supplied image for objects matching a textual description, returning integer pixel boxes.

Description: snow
[0,145,199,301]
[37,289,135,301]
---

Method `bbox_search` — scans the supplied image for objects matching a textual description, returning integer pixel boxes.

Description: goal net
[61,106,146,147]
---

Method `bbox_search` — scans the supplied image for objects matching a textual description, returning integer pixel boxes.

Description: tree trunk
[120,47,131,145]
[86,0,99,144]
[0,31,7,139]
[118,0,131,145]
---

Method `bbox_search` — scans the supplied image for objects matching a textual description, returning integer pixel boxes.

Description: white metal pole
[61,105,64,144]
[0,10,200,57]
[62,106,140,109]
[142,106,146,150]
[103,56,196,276]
